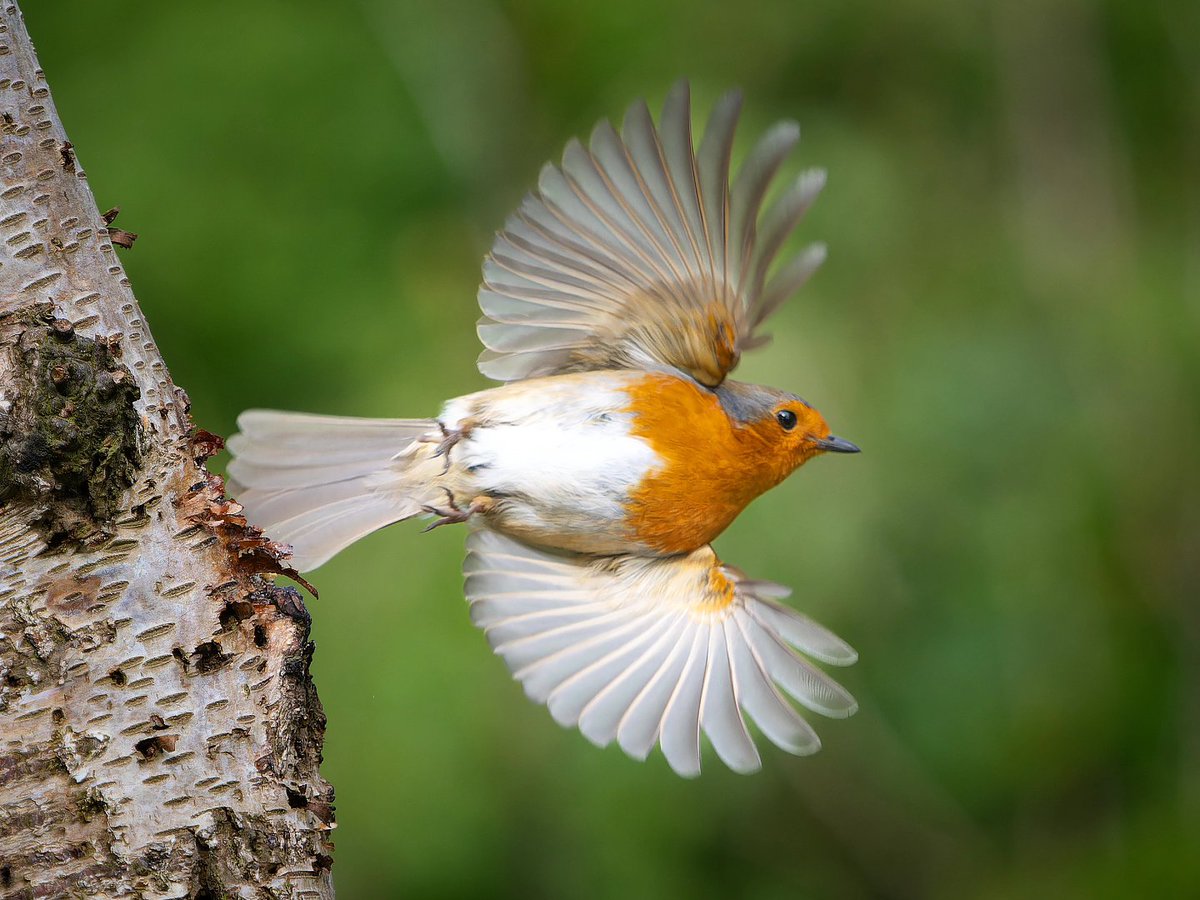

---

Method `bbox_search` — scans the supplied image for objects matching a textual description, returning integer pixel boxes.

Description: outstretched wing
[477,80,827,387]
[463,528,856,777]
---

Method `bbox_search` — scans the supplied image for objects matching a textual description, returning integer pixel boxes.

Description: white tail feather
[226,410,438,572]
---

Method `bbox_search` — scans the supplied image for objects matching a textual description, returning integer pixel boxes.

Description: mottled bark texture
[0,4,336,897]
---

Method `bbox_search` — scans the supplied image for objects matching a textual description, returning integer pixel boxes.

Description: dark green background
[26,1,1198,897]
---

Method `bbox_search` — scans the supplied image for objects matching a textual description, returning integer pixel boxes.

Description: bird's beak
[813,434,860,454]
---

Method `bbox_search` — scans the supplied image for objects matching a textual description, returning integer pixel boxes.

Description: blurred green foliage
[25,1,1198,897]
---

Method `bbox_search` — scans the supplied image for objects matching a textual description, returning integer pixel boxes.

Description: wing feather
[747,596,859,666]
[538,163,659,289]
[463,528,856,775]
[729,121,800,290]
[616,620,698,761]
[560,141,672,286]
[658,82,708,277]
[585,124,687,284]
[495,607,637,666]
[547,611,683,728]
[699,625,761,773]
[754,242,827,327]
[695,89,741,293]
[510,611,659,702]
[727,615,822,756]
[476,80,826,385]
[737,610,858,718]
[653,625,710,777]
[617,103,703,279]
[577,612,691,747]
[751,169,826,307]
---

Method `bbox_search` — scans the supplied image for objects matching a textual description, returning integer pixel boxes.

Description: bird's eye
[776,409,798,431]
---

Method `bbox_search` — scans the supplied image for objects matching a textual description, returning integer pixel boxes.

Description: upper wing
[477,80,827,387]
[463,528,857,777]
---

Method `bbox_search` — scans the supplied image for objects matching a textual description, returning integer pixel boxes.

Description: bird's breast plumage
[622,373,788,554]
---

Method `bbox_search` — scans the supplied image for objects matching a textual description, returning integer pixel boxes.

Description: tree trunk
[0,4,335,897]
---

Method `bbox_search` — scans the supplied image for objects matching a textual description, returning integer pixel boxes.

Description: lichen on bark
[0,303,142,541]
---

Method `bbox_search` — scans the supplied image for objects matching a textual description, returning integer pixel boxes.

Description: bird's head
[717,381,859,488]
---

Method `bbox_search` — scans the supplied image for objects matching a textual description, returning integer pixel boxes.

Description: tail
[225,410,439,572]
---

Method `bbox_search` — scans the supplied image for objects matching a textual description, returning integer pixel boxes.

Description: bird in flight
[227,81,860,777]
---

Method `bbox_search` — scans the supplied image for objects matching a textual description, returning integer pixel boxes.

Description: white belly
[438,373,661,554]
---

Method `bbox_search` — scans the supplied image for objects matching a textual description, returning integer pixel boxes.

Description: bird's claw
[421,488,490,532]
[420,421,474,475]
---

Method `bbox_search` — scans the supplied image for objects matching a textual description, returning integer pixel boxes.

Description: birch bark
[0,4,336,896]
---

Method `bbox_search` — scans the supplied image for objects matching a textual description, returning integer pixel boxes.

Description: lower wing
[463,528,857,777]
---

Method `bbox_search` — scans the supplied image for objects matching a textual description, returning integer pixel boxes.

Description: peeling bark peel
[0,4,335,898]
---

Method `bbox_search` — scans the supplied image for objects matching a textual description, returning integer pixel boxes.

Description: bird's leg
[419,419,477,475]
[421,487,494,532]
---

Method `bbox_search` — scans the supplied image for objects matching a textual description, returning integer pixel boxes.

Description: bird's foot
[421,488,493,532]
[420,420,476,474]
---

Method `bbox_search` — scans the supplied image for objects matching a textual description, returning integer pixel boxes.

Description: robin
[227,81,860,777]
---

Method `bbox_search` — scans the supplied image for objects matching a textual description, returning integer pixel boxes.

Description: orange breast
[623,373,788,555]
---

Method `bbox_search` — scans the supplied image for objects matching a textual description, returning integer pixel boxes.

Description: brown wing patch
[569,296,740,387]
